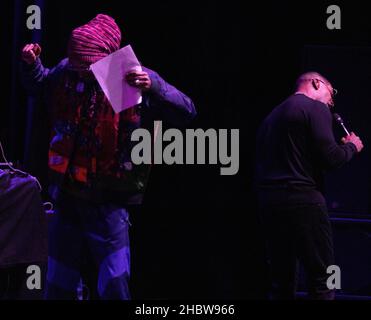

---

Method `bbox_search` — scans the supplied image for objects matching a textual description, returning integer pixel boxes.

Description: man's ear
[312,79,319,90]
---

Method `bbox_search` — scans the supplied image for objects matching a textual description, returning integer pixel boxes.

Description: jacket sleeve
[20,57,68,96]
[309,101,357,170]
[142,67,197,126]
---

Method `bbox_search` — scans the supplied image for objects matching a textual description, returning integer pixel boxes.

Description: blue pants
[46,192,131,300]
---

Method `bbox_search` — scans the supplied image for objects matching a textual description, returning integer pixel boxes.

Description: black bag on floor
[0,169,47,268]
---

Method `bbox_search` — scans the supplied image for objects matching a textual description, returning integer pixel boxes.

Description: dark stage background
[1,0,371,299]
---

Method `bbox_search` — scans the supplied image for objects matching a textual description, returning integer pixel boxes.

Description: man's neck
[294,91,309,97]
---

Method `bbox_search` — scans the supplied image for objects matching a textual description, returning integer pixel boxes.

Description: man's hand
[341,132,364,153]
[21,43,42,65]
[126,70,152,91]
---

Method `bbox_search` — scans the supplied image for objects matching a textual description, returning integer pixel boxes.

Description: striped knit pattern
[68,14,121,69]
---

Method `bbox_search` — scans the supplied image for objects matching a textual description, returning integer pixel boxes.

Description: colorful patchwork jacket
[21,58,196,205]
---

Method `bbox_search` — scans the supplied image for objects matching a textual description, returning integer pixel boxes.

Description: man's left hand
[126,70,152,91]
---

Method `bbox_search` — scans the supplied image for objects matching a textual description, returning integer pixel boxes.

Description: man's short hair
[295,72,331,90]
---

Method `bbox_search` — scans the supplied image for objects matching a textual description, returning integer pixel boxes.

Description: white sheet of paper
[90,45,142,114]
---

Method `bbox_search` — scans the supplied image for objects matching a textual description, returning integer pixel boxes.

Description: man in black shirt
[256,72,363,300]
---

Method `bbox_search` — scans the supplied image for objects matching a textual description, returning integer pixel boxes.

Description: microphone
[333,113,350,136]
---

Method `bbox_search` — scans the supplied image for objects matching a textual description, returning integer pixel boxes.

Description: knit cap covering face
[68,14,122,70]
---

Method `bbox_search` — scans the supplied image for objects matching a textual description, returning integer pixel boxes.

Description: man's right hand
[21,43,42,65]
[342,132,364,153]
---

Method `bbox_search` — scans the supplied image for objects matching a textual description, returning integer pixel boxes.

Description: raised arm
[20,43,66,96]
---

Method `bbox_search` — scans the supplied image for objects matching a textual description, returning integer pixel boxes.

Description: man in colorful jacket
[21,14,196,300]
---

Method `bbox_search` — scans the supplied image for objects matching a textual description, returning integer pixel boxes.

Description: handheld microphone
[333,113,350,136]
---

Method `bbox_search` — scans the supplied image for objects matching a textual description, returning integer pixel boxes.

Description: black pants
[261,203,335,300]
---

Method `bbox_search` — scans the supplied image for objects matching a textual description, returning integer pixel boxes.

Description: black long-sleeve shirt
[256,93,357,205]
